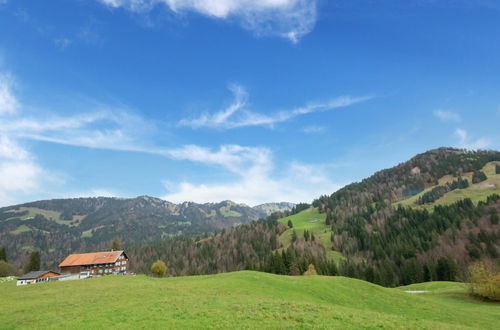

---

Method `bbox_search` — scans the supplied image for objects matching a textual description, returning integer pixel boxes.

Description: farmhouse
[16,270,60,286]
[59,250,128,276]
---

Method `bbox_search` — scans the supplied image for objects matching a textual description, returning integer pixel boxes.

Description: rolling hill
[0,271,498,329]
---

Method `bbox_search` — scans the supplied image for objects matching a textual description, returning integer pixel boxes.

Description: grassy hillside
[278,208,343,263]
[396,161,500,209]
[1,272,498,329]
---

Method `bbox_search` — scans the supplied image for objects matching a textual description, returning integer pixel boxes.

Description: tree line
[417,177,469,205]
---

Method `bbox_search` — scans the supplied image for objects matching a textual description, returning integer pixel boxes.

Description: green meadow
[0,271,498,329]
[278,208,344,263]
[395,161,500,210]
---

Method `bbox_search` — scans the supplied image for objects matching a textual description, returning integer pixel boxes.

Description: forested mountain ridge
[313,148,500,215]
[0,196,271,269]
[127,148,500,286]
[311,148,500,286]
[1,148,499,287]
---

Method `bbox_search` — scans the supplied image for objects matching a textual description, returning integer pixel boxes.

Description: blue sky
[0,0,499,206]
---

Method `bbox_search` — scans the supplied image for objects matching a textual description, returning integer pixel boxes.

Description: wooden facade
[59,251,128,276]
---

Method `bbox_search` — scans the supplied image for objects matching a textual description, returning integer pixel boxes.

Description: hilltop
[312,147,500,286]
[0,271,498,329]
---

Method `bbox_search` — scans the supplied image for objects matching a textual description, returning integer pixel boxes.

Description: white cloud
[454,128,491,150]
[302,125,325,134]
[97,0,318,42]
[54,38,72,50]
[0,109,156,152]
[161,144,341,205]
[434,109,461,122]
[0,134,48,206]
[0,70,344,205]
[0,74,18,115]
[179,84,373,129]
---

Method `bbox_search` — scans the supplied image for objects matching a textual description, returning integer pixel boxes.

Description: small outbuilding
[16,270,60,286]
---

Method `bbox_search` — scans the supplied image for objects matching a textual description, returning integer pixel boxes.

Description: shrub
[0,261,15,277]
[304,264,317,276]
[151,260,168,277]
[469,262,500,301]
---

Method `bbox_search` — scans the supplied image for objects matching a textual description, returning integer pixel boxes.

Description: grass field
[396,161,500,210]
[0,272,498,329]
[278,208,344,263]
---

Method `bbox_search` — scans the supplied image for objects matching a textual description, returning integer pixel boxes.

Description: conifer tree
[25,251,40,273]
[325,212,332,225]
[0,248,6,262]
[472,170,487,184]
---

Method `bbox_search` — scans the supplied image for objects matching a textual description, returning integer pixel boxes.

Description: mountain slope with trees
[0,197,269,270]
[1,148,499,286]
[312,148,500,286]
[128,148,500,287]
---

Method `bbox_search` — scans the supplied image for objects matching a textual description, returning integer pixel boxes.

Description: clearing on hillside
[396,161,500,210]
[278,208,344,263]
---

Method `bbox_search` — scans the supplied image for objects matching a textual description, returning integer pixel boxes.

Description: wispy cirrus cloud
[0,73,18,115]
[454,128,491,150]
[433,109,461,122]
[302,125,326,134]
[54,38,72,50]
[0,71,343,205]
[0,108,157,153]
[97,0,318,43]
[178,84,373,129]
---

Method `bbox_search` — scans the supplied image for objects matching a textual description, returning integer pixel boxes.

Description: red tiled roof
[59,251,124,267]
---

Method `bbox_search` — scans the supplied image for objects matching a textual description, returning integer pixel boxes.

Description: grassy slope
[0,272,498,329]
[278,208,343,263]
[396,161,500,209]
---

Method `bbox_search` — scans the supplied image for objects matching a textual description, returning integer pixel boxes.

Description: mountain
[0,196,265,269]
[252,202,295,216]
[127,148,500,286]
[311,147,500,285]
[2,147,499,286]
